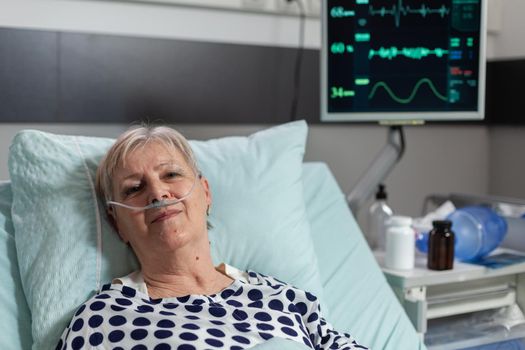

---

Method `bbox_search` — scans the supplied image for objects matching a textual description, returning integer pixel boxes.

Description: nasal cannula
[106,172,199,211]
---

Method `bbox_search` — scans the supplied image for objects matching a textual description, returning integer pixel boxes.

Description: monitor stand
[347,125,405,214]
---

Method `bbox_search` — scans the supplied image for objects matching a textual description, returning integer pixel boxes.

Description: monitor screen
[321,0,487,123]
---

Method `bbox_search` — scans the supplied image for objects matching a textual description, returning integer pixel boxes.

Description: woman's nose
[148,183,170,204]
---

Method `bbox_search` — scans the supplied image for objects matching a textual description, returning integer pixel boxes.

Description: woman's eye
[123,185,142,197]
[166,172,181,179]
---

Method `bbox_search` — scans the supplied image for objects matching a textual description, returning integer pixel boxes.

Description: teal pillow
[0,182,33,350]
[192,122,321,294]
[9,121,323,350]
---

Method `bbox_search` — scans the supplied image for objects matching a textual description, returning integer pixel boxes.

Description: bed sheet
[302,163,426,350]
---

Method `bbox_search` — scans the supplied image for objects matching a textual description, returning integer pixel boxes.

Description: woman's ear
[107,207,128,243]
[200,175,212,208]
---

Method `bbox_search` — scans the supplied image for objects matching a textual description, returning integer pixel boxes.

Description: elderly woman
[57,126,368,350]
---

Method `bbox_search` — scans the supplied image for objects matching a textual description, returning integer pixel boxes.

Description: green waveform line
[369,47,448,60]
[369,0,450,28]
[368,78,448,104]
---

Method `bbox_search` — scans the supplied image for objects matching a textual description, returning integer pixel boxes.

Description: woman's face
[109,141,211,255]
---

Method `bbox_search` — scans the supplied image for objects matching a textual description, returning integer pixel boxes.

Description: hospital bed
[0,121,424,349]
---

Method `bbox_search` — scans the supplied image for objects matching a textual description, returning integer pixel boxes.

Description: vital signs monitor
[321,0,487,122]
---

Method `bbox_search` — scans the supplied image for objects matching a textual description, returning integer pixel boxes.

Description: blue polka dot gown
[57,271,368,350]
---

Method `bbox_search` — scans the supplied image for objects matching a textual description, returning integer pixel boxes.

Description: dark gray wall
[0,27,318,124]
[1,27,522,125]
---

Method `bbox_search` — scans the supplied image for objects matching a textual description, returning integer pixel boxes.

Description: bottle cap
[432,220,452,229]
[387,215,412,227]
[376,184,387,200]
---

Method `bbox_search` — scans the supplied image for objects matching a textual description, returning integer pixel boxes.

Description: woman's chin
[156,227,189,248]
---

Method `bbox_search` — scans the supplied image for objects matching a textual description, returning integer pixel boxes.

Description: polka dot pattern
[130,328,148,341]
[155,330,173,339]
[89,301,106,311]
[180,332,198,341]
[111,305,125,312]
[122,286,136,297]
[205,338,223,347]
[257,323,275,331]
[57,270,367,350]
[232,309,248,321]
[248,289,263,301]
[88,315,103,328]
[95,293,110,299]
[116,298,133,306]
[269,299,284,311]
[163,303,178,310]
[72,318,84,332]
[109,330,125,342]
[74,305,85,317]
[89,332,103,346]
[295,302,308,316]
[133,317,151,326]
[207,328,225,337]
[182,323,199,330]
[109,315,127,326]
[157,319,176,328]
[209,307,226,318]
[71,336,84,350]
[184,305,202,313]
[254,312,272,322]
[233,335,251,344]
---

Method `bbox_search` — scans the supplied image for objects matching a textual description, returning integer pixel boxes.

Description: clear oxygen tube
[106,171,200,211]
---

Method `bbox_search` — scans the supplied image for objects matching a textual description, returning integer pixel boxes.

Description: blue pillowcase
[8,121,324,349]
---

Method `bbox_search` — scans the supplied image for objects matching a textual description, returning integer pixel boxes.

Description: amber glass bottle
[428,220,455,270]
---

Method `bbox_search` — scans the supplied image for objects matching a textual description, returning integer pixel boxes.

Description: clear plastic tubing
[106,174,198,211]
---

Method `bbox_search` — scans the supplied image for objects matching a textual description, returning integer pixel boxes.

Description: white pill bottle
[385,216,415,270]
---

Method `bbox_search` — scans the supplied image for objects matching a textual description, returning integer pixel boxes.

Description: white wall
[489,126,525,199]
[486,0,525,60]
[0,0,320,49]
[0,0,512,55]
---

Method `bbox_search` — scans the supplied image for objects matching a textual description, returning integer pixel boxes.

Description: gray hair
[96,125,199,205]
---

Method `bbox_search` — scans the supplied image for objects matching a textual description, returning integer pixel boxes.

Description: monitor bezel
[320,0,488,123]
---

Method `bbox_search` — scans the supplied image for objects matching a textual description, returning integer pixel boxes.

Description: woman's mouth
[151,209,182,224]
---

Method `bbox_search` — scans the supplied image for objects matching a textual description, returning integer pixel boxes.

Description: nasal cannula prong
[106,172,199,211]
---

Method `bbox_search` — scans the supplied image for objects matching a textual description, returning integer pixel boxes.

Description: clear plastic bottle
[368,184,393,251]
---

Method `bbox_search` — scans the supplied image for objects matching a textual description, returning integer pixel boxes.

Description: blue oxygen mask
[106,168,200,212]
